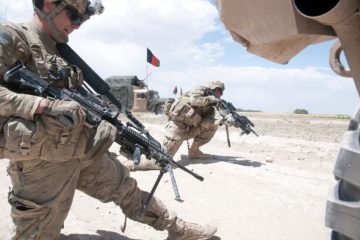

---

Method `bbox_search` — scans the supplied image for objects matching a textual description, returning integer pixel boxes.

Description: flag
[173,86,178,95]
[147,48,160,67]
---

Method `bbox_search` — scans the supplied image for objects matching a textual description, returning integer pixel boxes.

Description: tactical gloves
[223,114,235,126]
[207,95,220,104]
[43,99,86,127]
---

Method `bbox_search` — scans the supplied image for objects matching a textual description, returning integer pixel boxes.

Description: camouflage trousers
[7,151,175,240]
[162,120,218,156]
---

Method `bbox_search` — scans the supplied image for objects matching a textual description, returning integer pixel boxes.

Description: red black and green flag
[147,48,160,67]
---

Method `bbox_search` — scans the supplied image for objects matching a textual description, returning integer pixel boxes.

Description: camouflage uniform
[163,82,224,158]
[0,2,216,239]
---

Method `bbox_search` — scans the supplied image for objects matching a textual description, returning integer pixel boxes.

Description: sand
[0,112,348,240]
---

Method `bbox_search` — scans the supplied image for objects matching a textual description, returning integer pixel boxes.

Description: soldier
[122,80,233,170]
[162,80,233,159]
[0,0,217,239]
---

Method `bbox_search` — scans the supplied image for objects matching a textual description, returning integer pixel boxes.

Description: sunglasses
[215,88,223,94]
[65,6,83,26]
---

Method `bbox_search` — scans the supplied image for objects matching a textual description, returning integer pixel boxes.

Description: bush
[293,109,309,114]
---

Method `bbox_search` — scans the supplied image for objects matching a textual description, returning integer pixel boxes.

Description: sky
[1,0,359,115]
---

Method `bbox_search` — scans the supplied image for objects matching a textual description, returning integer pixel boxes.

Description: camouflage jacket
[0,20,115,162]
[181,86,215,113]
[169,85,221,127]
[0,20,85,118]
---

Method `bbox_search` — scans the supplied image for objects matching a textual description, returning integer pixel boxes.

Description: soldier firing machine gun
[3,44,201,209]
[208,90,258,147]
[217,99,259,147]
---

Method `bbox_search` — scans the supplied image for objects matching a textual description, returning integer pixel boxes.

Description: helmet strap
[34,1,69,43]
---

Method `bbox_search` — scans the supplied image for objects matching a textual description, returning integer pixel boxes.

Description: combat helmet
[32,0,104,42]
[206,80,225,91]
[48,0,104,15]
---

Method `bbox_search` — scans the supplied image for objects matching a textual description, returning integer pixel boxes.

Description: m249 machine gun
[216,99,258,147]
[218,99,258,136]
[3,60,202,212]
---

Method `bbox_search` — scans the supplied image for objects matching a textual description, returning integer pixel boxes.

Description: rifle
[211,95,258,147]
[220,100,258,135]
[218,99,258,137]
[208,90,258,139]
[3,63,203,211]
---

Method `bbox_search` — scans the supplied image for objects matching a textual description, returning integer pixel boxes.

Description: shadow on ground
[61,230,221,240]
[178,154,263,168]
[60,230,139,240]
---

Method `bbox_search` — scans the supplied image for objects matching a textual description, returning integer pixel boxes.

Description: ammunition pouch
[3,118,45,161]
[2,116,88,161]
[184,107,202,127]
[163,98,175,116]
[169,100,202,127]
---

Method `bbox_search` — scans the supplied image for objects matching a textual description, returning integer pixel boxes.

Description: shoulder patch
[0,31,12,46]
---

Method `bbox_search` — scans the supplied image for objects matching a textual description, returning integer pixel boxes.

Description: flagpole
[145,62,149,85]
[145,48,148,85]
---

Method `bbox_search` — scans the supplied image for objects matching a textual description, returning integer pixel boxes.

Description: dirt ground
[0,112,349,240]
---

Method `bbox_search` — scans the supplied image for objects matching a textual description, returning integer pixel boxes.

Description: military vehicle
[105,75,167,114]
[132,88,166,114]
[215,1,360,239]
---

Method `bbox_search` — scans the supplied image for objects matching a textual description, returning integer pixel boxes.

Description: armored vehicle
[215,1,360,239]
[105,75,167,114]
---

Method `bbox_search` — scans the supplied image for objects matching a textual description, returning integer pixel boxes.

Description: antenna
[143,72,152,81]
[140,72,151,89]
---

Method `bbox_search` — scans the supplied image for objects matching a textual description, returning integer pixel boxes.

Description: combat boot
[121,159,162,171]
[188,142,213,160]
[167,217,217,240]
